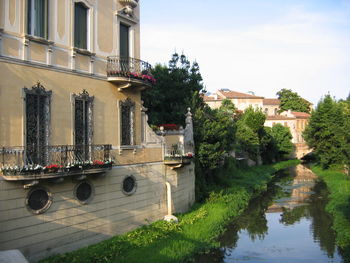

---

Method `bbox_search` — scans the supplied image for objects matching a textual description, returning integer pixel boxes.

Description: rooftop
[263,98,280,105]
[218,89,264,99]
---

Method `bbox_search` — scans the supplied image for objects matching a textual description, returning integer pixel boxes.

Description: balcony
[107,56,155,90]
[0,144,113,183]
[163,143,193,169]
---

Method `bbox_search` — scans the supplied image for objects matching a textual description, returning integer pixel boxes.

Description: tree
[194,104,236,170]
[339,98,350,172]
[235,106,266,162]
[277,88,311,113]
[303,95,345,168]
[270,124,294,159]
[142,53,204,126]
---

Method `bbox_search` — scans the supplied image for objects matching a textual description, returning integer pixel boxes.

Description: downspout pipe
[164,182,178,222]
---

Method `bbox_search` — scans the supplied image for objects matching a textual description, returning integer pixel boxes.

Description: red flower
[45,164,61,169]
[93,160,105,165]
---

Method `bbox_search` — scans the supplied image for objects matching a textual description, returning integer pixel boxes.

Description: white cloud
[141,6,350,104]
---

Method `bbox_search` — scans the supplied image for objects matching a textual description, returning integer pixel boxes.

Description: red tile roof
[263,98,280,105]
[291,111,310,118]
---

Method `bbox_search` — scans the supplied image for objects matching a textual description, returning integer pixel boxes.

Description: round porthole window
[122,175,137,195]
[74,181,94,204]
[26,187,53,214]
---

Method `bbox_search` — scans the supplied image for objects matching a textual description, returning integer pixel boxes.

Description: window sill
[120,145,138,150]
[74,47,95,57]
[25,35,54,45]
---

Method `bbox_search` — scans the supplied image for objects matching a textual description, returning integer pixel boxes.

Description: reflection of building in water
[267,165,317,213]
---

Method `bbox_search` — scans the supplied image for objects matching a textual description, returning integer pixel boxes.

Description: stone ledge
[0,250,29,263]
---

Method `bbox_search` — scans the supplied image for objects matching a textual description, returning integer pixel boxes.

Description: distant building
[265,110,311,158]
[204,89,311,158]
[204,89,264,111]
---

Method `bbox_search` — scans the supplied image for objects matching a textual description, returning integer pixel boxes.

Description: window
[74,2,88,49]
[26,187,53,214]
[24,83,51,166]
[27,0,48,38]
[73,90,94,159]
[74,181,94,204]
[122,175,137,196]
[274,108,278,115]
[120,98,135,146]
[264,108,268,115]
[120,23,130,58]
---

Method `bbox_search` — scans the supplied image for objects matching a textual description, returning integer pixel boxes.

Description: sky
[140,0,350,105]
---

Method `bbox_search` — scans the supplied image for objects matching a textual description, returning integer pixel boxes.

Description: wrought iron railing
[106,56,155,85]
[164,143,184,158]
[0,144,112,176]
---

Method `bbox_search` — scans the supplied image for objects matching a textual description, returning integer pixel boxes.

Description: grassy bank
[312,166,350,259]
[41,159,300,263]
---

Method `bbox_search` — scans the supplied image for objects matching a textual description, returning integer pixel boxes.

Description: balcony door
[120,23,130,73]
[25,83,51,165]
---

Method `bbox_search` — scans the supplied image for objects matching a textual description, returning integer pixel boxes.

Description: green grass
[312,166,350,259]
[40,159,300,263]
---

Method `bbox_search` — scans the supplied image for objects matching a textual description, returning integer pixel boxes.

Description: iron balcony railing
[0,144,112,176]
[106,56,156,85]
[164,143,185,158]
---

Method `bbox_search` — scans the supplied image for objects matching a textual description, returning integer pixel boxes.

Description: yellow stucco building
[0,1,195,261]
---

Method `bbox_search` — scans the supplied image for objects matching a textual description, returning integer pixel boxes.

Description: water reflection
[195,165,344,263]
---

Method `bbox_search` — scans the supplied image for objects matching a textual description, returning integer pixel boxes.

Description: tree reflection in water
[195,165,344,263]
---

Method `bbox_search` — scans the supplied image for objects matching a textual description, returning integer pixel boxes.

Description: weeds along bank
[41,159,300,263]
[312,166,350,261]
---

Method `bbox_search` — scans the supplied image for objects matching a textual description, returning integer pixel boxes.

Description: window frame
[27,0,49,39]
[73,1,92,51]
[117,16,136,60]
[119,98,135,147]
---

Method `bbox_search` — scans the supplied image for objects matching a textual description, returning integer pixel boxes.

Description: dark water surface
[195,165,345,263]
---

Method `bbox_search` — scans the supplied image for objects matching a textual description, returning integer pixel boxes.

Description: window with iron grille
[27,0,48,39]
[26,187,53,214]
[73,90,94,160]
[24,83,51,166]
[75,181,94,204]
[122,175,137,195]
[120,98,135,146]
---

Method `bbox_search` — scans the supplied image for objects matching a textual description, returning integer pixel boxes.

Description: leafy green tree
[142,53,204,126]
[277,88,311,113]
[303,95,345,168]
[194,104,236,170]
[339,98,350,171]
[270,124,294,159]
[235,106,266,162]
[260,127,278,164]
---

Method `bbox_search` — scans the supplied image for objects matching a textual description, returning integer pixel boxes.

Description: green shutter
[27,0,32,34]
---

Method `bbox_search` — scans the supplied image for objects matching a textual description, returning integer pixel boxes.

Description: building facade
[0,1,195,261]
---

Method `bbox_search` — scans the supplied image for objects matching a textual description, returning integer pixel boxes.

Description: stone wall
[0,162,195,262]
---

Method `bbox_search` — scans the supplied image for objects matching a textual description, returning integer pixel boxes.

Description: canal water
[195,165,346,263]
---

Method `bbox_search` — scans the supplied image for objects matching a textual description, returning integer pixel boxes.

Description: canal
[195,165,346,263]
